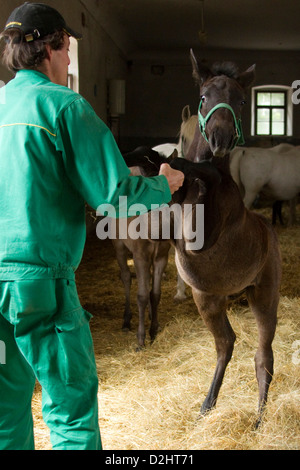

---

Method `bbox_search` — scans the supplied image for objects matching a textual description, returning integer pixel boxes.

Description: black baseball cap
[4,2,82,42]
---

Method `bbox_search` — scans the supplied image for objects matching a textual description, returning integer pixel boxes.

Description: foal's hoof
[254,413,265,429]
[198,400,215,419]
[135,344,145,352]
[198,410,209,420]
[122,324,131,332]
[254,418,262,430]
[174,293,187,301]
[254,404,266,429]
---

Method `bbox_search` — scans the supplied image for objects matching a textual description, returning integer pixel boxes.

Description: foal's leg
[134,254,152,349]
[149,242,170,342]
[246,283,279,427]
[192,290,236,415]
[112,240,132,330]
[174,273,187,300]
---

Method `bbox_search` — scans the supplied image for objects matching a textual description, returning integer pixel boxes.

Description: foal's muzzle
[198,100,245,156]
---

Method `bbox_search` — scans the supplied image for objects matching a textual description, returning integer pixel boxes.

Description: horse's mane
[211,61,239,79]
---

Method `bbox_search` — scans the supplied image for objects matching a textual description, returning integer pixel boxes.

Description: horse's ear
[190,49,211,86]
[238,64,256,90]
[169,148,178,161]
[181,105,191,123]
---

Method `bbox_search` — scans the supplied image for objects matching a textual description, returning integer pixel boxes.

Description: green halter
[198,100,245,149]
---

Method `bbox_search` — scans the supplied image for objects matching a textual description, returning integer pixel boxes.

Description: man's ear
[44,44,52,61]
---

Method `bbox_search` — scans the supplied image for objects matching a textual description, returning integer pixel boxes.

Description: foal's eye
[241,100,246,105]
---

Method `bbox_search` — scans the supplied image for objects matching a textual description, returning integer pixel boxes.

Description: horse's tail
[229,148,245,198]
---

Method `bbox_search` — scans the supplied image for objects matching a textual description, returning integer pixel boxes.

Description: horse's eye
[241,100,246,105]
[201,95,206,102]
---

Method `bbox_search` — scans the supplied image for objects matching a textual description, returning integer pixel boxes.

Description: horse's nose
[212,146,227,157]
[209,126,234,157]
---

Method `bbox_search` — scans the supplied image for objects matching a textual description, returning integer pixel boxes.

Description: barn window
[251,85,293,137]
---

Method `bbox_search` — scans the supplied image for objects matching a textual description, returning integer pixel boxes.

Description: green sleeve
[55,97,171,216]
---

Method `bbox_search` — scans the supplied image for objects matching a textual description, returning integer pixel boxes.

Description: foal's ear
[181,104,191,122]
[238,64,256,90]
[190,49,212,86]
[169,148,178,161]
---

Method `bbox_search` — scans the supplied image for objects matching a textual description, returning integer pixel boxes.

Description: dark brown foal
[172,51,281,426]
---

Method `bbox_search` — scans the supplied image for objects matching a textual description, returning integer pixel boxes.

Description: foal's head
[190,50,255,158]
[178,105,198,158]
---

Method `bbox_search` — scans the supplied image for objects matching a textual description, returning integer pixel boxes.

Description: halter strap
[198,100,245,149]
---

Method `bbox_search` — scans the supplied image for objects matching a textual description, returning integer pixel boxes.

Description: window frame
[251,85,293,137]
[255,89,287,136]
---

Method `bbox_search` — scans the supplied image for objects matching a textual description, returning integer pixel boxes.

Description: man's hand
[159,163,184,194]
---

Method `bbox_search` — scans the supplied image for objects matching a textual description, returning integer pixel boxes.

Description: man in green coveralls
[0,3,184,450]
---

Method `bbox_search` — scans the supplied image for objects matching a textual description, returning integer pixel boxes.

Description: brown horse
[172,51,281,426]
[118,147,219,350]
[112,147,178,350]
[122,52,282,427]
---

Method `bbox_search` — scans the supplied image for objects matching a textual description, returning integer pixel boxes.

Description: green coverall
[0,70,172,450]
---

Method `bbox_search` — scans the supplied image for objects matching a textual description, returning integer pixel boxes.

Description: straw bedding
[33,204,300,450]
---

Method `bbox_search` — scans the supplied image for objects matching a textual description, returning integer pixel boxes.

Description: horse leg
[149,243,170,342]
[243,190,259,209]
[278,201,284,225]
[272,201,283,225]
[134,255,152,350]
[174,272,187,300]
[113,240,132,331]
[192,290,236,415]
[288,196,297,226]
[246,282,279,427]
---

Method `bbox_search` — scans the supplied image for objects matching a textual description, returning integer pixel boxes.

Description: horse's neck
[211,155,231,175]
[187,127,231,175]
